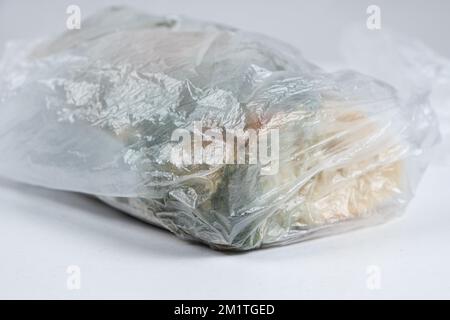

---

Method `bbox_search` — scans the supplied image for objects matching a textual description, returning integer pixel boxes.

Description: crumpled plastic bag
[340,27,450,166]
[0,7,442,250]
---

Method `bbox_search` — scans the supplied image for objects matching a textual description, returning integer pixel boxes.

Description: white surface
[1,0,450,299]
[1,166,450,299]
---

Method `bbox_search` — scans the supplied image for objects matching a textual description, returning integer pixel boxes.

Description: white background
[0,0,449,299]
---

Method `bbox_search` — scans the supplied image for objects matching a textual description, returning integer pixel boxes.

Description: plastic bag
[0,7,440,250]
[340,27,450,166]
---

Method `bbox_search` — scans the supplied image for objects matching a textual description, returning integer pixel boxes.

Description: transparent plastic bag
[341,27,450,166]
[0,7,441,250]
